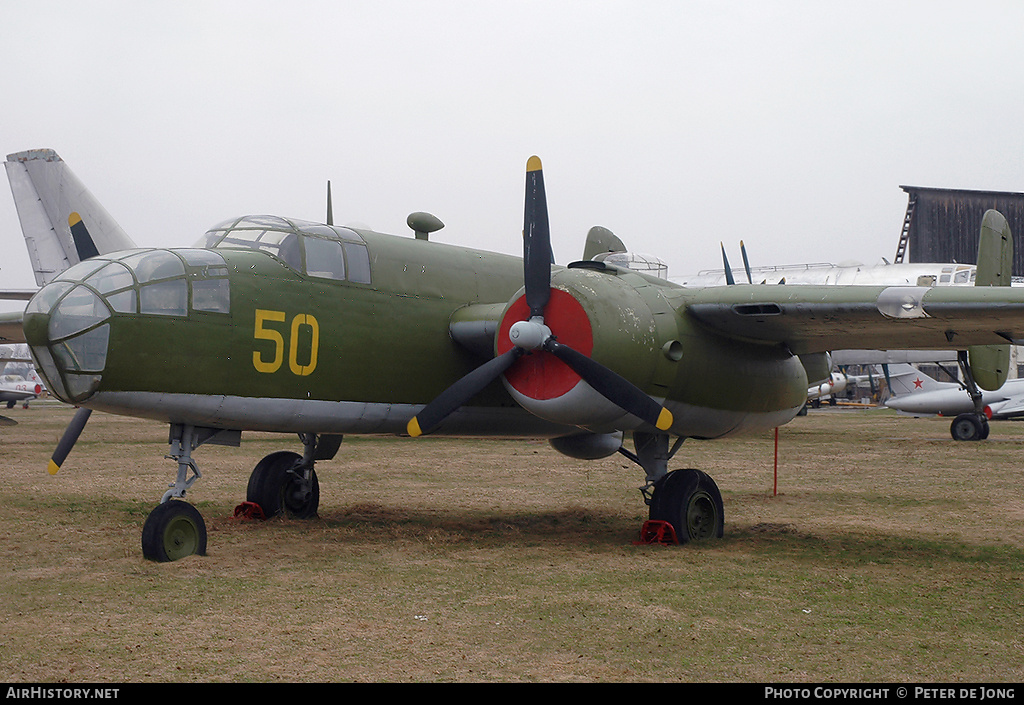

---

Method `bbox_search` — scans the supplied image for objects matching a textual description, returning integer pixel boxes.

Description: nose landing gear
[140,426,340,562]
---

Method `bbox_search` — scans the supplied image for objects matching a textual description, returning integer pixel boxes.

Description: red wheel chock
[635,520,678,545]
[233,501,266,520]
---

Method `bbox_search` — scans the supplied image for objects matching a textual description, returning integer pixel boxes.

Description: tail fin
[967,209,1013,390]
[883,363,948,396]
[582,226,626,261]
[5,149,136,286]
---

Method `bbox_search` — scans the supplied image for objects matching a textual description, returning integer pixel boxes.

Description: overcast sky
[2,1,1022,310]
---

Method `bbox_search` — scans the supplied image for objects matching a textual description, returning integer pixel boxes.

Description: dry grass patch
[1,403,1022,682]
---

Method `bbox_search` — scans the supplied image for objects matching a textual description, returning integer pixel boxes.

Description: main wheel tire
[950,413,984,441]
[141,500,207,562]
[649,469,724,544]
[246,451,320,519]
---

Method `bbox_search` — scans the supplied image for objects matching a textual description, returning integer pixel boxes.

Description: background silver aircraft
[671,240,982,288]
[0,346,45,408]
[883,363,1024,440]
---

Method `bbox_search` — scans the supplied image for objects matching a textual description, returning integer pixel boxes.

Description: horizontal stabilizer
[0,311,25,344]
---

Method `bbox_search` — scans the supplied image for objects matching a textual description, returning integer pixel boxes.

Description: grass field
[1,402,1022,682]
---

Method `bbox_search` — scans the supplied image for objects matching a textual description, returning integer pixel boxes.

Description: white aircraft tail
[883,363,949,396]
[5,149,136,286]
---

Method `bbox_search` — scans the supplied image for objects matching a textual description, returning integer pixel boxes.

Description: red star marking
[913,377,923,389]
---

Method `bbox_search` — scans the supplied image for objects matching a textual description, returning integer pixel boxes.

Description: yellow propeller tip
[47,460,60,476]
[656,408,673,432]
[68,212,82,227]
[407,417,423,438]
[527,155,542,172]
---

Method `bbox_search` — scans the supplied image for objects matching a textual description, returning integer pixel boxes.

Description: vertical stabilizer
[884,364,948,396]
[967,209,1013,391]
[5,149,135,286]
[582,226,627,261]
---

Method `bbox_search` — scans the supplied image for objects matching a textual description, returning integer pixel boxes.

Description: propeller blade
[544,340,673,431]
[523,156,551,318]
[407,348,524,437]
[740,240,753,284]
[720,243,736,285]
[48,407,92,475]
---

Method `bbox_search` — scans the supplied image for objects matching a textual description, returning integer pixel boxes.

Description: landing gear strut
[141,424,234,562]
[950,351,990,441]
[621,431,724,544]
[140,426,340,561]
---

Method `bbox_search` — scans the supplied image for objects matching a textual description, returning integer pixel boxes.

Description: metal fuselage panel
[100,235,527,408]
[29,225,811,439]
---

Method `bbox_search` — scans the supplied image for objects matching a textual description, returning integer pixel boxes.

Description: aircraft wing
[682,284,1024,355]
[829,349,958,364]
[0,310,25,344]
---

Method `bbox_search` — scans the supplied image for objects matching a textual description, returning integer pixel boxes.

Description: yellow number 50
[253,309,319,376]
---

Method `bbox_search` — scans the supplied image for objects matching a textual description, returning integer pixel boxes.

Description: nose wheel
[141,500,208,562]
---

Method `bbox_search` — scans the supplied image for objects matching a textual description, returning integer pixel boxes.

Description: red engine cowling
[495,268,673,431]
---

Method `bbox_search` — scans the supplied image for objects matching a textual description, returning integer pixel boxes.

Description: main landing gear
[949,351,991,442]
[950,412,990,442]
[621,431,725,544]
[140,425,341,562]
[245,431,341,519]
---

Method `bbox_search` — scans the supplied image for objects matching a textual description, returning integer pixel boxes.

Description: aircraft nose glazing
[23,281,111,404]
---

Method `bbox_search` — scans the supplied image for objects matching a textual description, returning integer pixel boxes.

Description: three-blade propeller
[407,156,673,437]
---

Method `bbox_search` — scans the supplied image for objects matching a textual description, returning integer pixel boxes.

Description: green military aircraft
[4,149,1023,561]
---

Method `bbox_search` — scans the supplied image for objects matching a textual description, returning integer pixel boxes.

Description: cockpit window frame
[199,215,372,285]
[47,248,232,319]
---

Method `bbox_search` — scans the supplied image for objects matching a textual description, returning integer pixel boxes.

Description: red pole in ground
[773,427,779,496]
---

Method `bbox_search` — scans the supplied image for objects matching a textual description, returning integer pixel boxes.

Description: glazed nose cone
[23,281,110,404]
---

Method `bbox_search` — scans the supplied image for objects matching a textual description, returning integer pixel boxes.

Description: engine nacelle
[496,265,677,431]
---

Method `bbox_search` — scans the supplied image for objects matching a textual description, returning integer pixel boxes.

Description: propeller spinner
[407,156,673,437]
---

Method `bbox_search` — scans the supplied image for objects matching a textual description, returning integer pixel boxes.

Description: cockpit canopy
[197,215,372,284]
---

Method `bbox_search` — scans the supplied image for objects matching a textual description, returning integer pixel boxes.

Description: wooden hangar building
[887,185,1024,383]
[895,185,1024,274]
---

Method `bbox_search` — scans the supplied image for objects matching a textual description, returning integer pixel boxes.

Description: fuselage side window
[140,279,187,316]
[343,242,371,284]
[192,277,230,313]
[303,237,346,281]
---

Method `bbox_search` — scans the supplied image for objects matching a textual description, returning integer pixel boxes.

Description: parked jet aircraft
[883,362,1024,440]
[0,373,43,408]
[806,370,869,404]
[6,148,1024,562]
[0,345,46,410]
